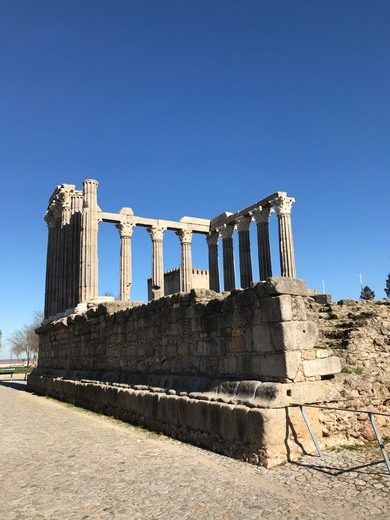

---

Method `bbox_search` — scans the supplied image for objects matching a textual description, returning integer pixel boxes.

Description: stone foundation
[27,369,334,467]
[29,278,342,467]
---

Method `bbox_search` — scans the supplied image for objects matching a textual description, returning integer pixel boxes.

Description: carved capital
[206,231,219,247]
[44,210,56,229]
[272,196,295,216]
[252,205,273,224]
[116,221,135,238]
[220,223,235,239]
[57,186,73,210]
[147,226,166,241]
[236,215,252,232]
[176,228,192,244]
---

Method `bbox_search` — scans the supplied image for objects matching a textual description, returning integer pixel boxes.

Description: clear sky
[1,0,389,357]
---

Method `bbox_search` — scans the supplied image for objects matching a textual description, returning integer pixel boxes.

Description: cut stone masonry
[30,180,346,469]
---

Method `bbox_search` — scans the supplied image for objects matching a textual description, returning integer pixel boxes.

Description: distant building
[148,268,209,300]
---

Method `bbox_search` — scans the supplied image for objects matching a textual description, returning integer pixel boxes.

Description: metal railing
[296,404,390,476]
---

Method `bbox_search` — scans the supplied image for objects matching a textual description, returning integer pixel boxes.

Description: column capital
[252,205,274,224]
[116,221,135,238]
[44,209,56,229]
[83,179,99,187]
[236,215,252,232]
[272,196,295,216]
[219,223,235,239]
[147,226,166,241]
[206,231,219,246]
[176,228,192,244]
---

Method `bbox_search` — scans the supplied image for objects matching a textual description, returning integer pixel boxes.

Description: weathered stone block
[262,295,293,323]
[206,401,222,436]
[227,333,246,353]
[218,356,237,375]
[236,380,261,401]
[271,321,318,351]
[266,277,308,297]
[143,391,160,420]
[251,324,273,352]
[247,408,265,444]
[220,403,235,442]
[233,405,249,443]
[302,356,341,377]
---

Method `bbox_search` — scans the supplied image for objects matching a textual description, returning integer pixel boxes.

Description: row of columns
[120,225,194,301]
[206,195,296,293]
[44,185,83,318]
[44,180,296,318]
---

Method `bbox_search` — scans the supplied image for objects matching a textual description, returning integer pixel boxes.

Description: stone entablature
[43,180,297,320]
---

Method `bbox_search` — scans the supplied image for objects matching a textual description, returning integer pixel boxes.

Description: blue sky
[1,0,389,357]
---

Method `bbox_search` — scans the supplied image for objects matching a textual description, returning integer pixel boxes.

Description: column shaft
[69,194,82,308]
[237,216,253,288]
[207,232,220,292]
[148,226,166,300]
[117,222,134,301]
[44,211,55,318]
[253,206,273,281]
[79,179,99,302]
[221,224,236,291]
[176,229,193,293]
[273,196,296,278]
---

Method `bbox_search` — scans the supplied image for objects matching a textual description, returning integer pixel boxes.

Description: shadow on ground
[0,379,27,392]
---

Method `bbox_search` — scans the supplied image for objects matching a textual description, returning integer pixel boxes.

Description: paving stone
[0,376,389,520]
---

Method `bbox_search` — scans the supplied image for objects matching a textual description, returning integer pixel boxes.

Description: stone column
[273,196,296,278]
[176,228,193,293]
[79,179,99,302]
[236,215,253,288]
[220,224,236,291]
[252,205,273,281]
[206,231,220,292]
[69,192,83,309]
[44,208,56,318]
[59,187,73,312]
[148,226,166,300]
[116,221,135,301]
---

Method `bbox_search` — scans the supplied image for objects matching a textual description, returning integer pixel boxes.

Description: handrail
[292,404,390,476]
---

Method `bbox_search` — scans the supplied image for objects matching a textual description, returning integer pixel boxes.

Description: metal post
[368,412,390,475]
[300,406,323,459]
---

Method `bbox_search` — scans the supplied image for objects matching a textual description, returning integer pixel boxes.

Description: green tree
[360,285,375,300]
[385,274,390,298]
[8,311,42,367]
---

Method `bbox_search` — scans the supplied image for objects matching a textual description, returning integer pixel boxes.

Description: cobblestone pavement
[0,376,389,520]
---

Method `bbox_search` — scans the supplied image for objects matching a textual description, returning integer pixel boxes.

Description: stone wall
[307,298,390,444]
[36,278,337,383]
[29,277,342,467]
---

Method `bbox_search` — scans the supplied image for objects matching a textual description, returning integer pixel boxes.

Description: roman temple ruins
[29,179,390,469]
[43,179,296,319]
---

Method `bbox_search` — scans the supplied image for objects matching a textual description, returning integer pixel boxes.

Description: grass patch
[341,366,363,375]
[330,441,374,452]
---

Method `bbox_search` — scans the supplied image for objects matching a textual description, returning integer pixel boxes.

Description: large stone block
[251,324,273,352]
[261,295,294,323]
[242,351,301,381]
[233,405,249,443]
[266,277,308,297]
[271,321,318,351]
[302,356,341,377]
[220,403,236,442]
[252,381,341,408]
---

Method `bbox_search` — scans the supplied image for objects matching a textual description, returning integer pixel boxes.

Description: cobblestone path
[0,377,389,520]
